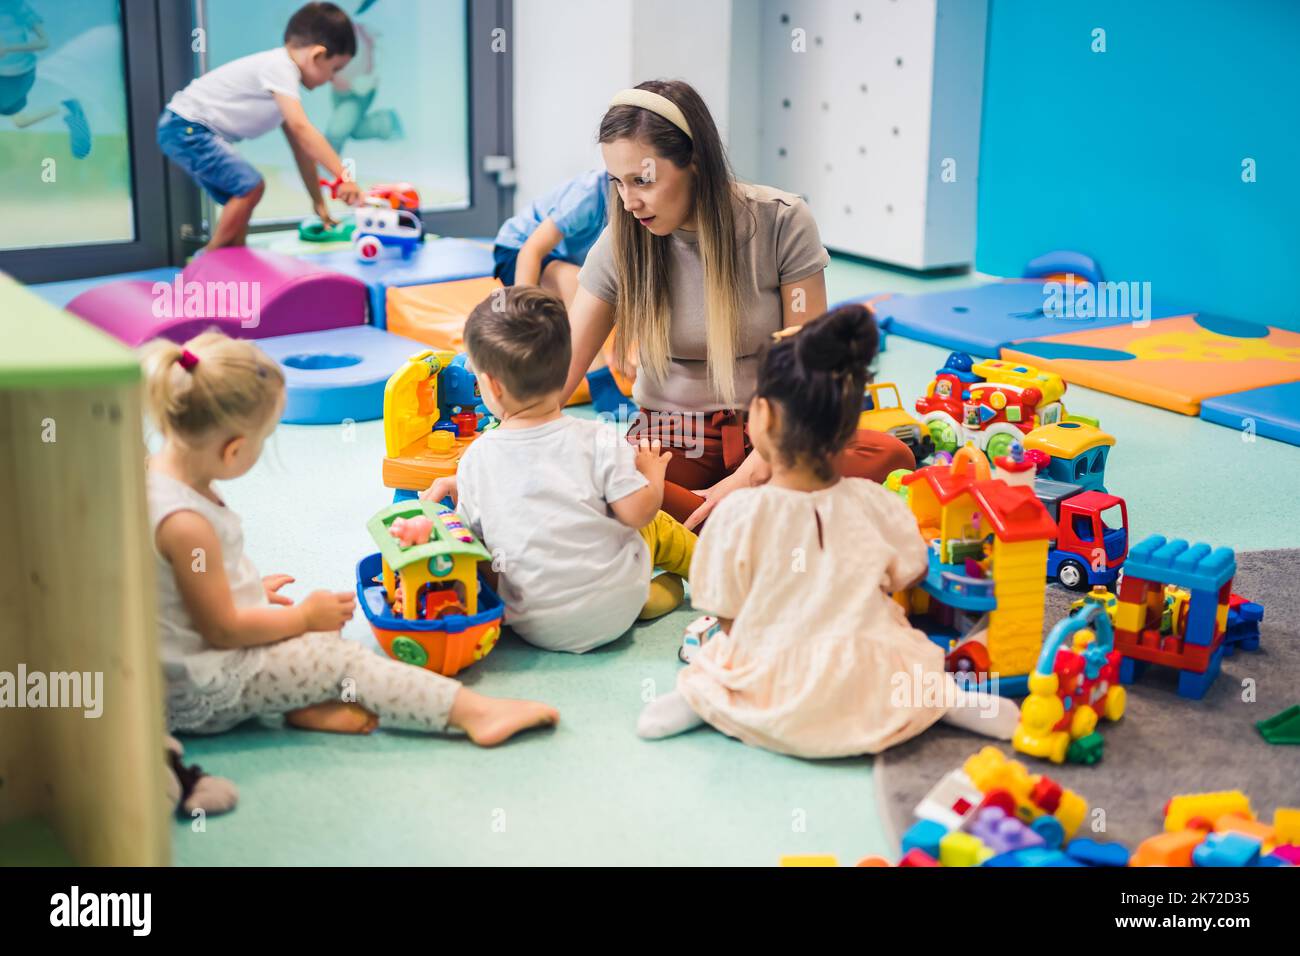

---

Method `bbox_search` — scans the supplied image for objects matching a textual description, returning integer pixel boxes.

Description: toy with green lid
[356,500,503,677]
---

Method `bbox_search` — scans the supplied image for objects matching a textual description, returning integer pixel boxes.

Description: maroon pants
[627,408,916,524]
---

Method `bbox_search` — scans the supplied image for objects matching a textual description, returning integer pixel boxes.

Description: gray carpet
[877,549,1300,851]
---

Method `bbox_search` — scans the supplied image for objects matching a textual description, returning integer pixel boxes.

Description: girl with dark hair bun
[636,306,1022,757]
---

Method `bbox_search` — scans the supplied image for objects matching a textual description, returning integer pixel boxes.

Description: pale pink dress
[677,477,949,758]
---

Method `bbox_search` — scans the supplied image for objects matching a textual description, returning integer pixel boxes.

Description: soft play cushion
[256,326,428,425]
[1003,313,1300,415]
[872,281,1151,356]
[310,237,496,326]
[1200,381,1300,447]
[385,276,503,351]
[29,268,181,309]
[64,248,366,347]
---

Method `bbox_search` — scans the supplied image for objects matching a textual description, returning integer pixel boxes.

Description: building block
[779,855,838,867]
[1255,854,1292,867]
[1192,832,1262,868]
[1256,705,1300,745]
[999,847,1083,867]
[1065,838,1131,867]
[1274,809,1300,845]
[939,831,994,867]
[1123,536,1237,594]
[65,247,368,346]
[1165,791,1253,831]
[968,806,1046,855]
[1223,596,1263,655]
[1270,844,1300,865]
[1131,830,1206,867]
[913,768,983,830]
[1200,380,1300,449]
[1214,815,1275,851]
[898,848,940,867]
[854,856,893,867]
[901,819,949,859]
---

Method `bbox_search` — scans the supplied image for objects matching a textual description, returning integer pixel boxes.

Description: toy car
[859,382,935,463]
[681,615,721,663]
[354,202,423,263]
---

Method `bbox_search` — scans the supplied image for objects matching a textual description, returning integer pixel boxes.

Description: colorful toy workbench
[0,275,168,866]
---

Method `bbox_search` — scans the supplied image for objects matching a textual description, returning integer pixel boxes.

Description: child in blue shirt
[494,168,632,416]
[157,2,363,252]
[0,0,91,157]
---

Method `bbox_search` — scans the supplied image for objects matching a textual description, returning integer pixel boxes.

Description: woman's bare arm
[562,285,616,402]
[781,270,828,329]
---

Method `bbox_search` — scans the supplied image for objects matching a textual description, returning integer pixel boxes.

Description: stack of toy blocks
[1113,536,1236,700]
[1223,594,1264,656]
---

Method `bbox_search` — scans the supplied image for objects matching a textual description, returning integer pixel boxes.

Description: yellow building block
[939,831,994,867]
[780,855,839,867]
[1273,808,1300,845]
[1164,791,1253,831]
[1113,600,1147,634]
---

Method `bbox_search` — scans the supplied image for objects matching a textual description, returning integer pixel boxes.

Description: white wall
[511,0,753,211]
[754,0,986,269]
[511,0,634,210]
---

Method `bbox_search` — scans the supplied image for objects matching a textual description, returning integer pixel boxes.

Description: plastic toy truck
[859,382,935,463]
[354,202,423,262]
[1034,478,1128,590]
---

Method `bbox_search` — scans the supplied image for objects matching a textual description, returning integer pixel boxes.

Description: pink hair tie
[178,349,200,371]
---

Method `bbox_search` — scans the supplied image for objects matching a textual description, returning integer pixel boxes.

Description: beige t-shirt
[578,182,830,413]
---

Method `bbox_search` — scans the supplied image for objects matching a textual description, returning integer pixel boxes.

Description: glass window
[0,0,134,251]
[200,0,469,225]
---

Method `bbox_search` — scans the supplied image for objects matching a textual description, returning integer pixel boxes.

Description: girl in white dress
[143,331,557,745]
[637,306,1020,757]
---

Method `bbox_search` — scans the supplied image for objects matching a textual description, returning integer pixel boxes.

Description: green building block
[1256,705,1300,745]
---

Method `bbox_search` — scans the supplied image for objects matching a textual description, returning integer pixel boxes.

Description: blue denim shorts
[492,243,573,286]
[0,69,36,116]
[157,109,263,205]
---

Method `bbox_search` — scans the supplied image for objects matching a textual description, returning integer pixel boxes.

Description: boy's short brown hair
[465,286,572,401]
[285,2,356,58]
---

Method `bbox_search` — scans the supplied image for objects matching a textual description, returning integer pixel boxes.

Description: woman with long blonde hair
[564,79,913,527]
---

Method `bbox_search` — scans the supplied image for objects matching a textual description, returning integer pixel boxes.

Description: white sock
[637,689,705,740]
[940,680,1021,740]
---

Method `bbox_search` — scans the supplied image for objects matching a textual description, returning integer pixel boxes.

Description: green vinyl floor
[170,255,1300,865]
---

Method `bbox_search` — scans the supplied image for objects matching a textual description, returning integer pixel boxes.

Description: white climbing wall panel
[757,0,987,270]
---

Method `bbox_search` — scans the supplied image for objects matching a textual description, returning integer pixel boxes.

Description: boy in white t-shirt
[421,286,697,653]
[157,2,363,252]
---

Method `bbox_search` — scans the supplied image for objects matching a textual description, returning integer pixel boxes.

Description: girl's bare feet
[286,702,379,735]
[449,689,559,747]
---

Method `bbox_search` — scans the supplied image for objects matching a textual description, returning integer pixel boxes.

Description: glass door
[185,0,512,243]
[0,0,171,282]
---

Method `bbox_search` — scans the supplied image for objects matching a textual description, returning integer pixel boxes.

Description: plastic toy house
[382,349,489,497]
[357,500,503,677]
[898,448,1057,695]
[1112,535,1242,700]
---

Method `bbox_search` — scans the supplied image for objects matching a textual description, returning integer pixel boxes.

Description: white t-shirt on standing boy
[166,47,302,142]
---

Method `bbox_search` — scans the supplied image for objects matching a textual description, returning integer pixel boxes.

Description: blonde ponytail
[141,331,284,441]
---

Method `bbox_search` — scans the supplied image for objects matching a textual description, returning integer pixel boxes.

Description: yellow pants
[637,510,697,620]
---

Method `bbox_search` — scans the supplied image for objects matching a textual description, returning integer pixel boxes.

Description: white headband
[608,88,693,140]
